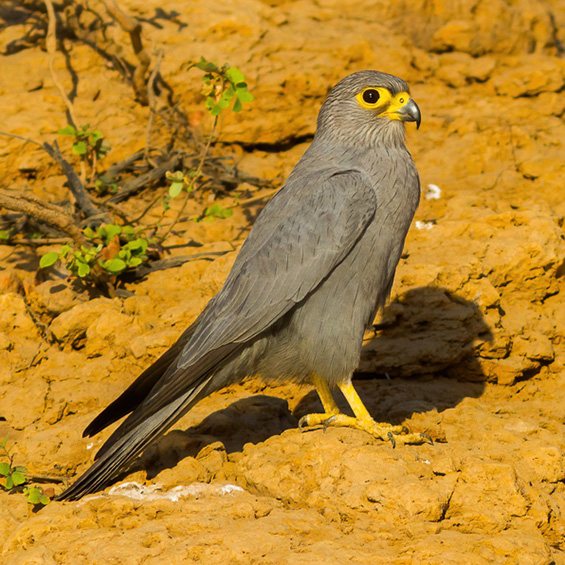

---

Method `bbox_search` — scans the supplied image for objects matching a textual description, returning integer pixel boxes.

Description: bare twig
[105,149,145,178]
[90,195,134,222]
[160,118,218,240]
[6,237,72,246]
[43,0,79,127]
[100,0,151,104]
[108,153,180,203]
[229,188,278,209]
[0,131,42,148]
[0,189,87,247]
[42,141,110,223]
[131,251,229,278]
[145,50,164,162]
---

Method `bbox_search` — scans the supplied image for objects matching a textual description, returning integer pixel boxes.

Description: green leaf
[11,471,26,486]
[236,89,254,103]
[0,229,13,242]
[232,98,242,113]
[195,57,218,72]
[205,204,233,219]
[124,239,147,253]
[226,67,245,84]
[57,126,76,136]
[5,475,13,490]
[221,87,235,102]
[100,224,122,242]
[26,488,42,504]
[169,181,184,198]
[104,258,126,274]
[122,226,134,236]
[128,257,143,267]
[0,462,10,476]
[89,130,102,144]
[77,263,91,277]
[39,252,59,268]
[83,227,96,239]
[209,104,223,116]
[72,141,88,155]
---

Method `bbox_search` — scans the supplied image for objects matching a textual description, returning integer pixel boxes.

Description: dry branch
[108,153,181,203]
[0,190,87,247]
[42,141,110,223]
[44,0,79,127]
[101,0,151,104]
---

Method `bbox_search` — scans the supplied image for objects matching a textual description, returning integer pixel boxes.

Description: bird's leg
[298,374,341,430]
[322,382,431,446]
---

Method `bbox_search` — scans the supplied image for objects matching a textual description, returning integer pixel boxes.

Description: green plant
[0,438,51,508]
[190,57,254,116]
[23,486,51,507]
[39,223,150,279]
[57,124,111,182]
[57,124,111,161]
[0,437,26,490]
[0,228,14,243]
[200,203,233,222]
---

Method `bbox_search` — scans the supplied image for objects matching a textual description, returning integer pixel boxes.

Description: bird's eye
[399,97,405,104]
[362,89,380,104]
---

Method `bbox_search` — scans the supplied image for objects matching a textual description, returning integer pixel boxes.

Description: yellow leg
[299,377,432,447]
[298,374,340,430]
[312,374,340,415]
[329,382,432,446]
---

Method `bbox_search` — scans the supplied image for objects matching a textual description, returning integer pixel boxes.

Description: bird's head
[316,70,421,148]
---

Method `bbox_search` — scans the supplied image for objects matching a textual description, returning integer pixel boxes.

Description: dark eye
[362,89,380,104]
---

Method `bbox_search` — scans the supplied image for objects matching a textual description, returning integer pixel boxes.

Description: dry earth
[1,0,565,563]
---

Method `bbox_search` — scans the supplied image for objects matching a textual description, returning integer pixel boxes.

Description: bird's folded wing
[111,169,377,433]
[101,171,377,453]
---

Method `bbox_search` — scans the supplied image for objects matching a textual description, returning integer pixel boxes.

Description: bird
[57,70,424,501]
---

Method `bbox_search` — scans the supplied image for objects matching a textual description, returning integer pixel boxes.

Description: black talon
[401,425,410,435]
[298,416,309,431]
[387,431,396,448]
[420,433,434,445]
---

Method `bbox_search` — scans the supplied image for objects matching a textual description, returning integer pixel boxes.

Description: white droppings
[86,443,94,450]
[91,481,245,502]
[425,184,442,200]
[415,221,435,230]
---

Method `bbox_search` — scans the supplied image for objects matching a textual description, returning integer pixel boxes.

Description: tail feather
[56,376,213,501]
[83,321,201,438]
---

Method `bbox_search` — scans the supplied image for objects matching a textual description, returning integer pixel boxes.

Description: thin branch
[42,141,109,222]
[100,0,151,104]
[7,237,71,246]
[145,50,163,162]
[160,118,218,240]
[229,188,278,209]
[108,153,180,203]
[0,189,87,247]
[43,0,79,127]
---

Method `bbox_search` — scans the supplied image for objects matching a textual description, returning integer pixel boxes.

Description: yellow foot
[299,412,433,448]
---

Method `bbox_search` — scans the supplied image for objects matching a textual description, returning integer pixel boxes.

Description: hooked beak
[397,98,421,129]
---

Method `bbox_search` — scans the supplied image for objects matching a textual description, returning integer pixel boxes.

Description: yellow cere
[356,87,411,120]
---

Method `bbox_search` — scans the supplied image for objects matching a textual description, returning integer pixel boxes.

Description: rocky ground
[1,0,565,563]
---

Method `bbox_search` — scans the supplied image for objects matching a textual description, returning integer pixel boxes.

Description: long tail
[83,322,200,439]
[56,373,214,501]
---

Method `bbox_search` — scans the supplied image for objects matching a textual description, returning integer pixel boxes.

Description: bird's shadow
[136,286,491,478]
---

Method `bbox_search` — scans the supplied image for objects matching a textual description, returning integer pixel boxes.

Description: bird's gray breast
[252,146,420,385]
